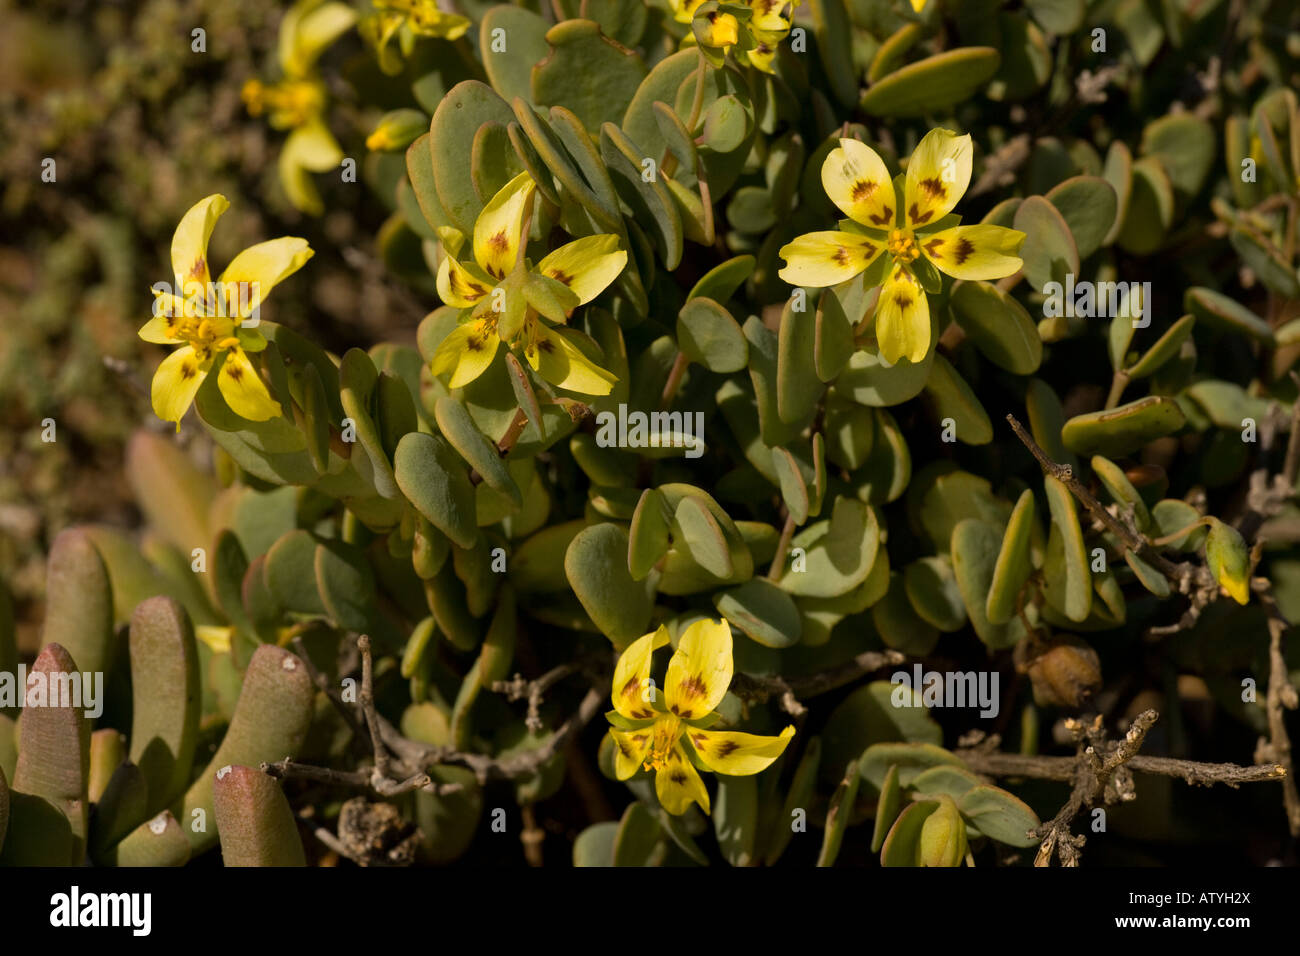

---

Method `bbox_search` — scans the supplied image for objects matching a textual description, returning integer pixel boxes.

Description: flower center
[888,229,919,264]
[643,717,683,772]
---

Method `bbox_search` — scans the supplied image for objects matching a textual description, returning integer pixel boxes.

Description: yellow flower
[778,129,1026,364]
[431,172,626,396]
[139,195,312,429]
[362,0,470,74]
[244,0,356,214]
[606,619,795,815]
[676,1,803,74]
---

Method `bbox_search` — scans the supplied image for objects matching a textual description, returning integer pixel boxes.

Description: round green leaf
[714,578,802,648]
[860,47,1001,117]
[677,298,748,373]
[564,523,656,647]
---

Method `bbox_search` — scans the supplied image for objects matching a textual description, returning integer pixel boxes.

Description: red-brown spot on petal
[908,203,934,226]
[923,238,944,257]
[850,180,877,202]
[868,205,893,226]
[919,177,947,199]
[953,237,975,265]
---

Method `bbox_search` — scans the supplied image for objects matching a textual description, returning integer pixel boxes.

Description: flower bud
[366,109,429,152]
[1205,517,1250,605]
[918,797,967,867]
[1027,635,1102,709]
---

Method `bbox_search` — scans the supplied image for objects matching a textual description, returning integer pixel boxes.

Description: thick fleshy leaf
[949,280,1041,374]
[986,489,1036,625]
[565,524,656,648]
[677,297,749,373]
[1042,475,1093,623]
[958,784,1041,847]
[1061,396,1186,457]
[393,432,479,549]
[860,48,1001,118]
[713,577,802,648]
[1014,196,1078,292]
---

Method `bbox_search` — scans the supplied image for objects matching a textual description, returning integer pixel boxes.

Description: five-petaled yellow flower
[432,171,627,396]
[778,129,1026,364]
[674,1,804,73]
[242,0,357,214]
[607,619,795,815]
[139,195,312,429]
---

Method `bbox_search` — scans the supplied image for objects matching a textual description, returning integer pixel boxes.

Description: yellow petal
[665,618,733,720]
[139,292,191,343]
[612,626,671,721]
[910,0,928,10]
[749,1,792,31]
[171,194,229,297]
[904,128,972,229]
[523,324,617,396]
[777,230,883,287]
[919,225,1025,281]
[283,1,357,76]
[150,345,210,427]
[436,254,493,308]
[822,139,896,228]
[218,237,314,320]
[284,120,344,173]
[609,728,654,781]
[216,347,282,422]
[654,744,711,815]
[430,318,500,389]
[671,0,707,24]
[874,266,931,364]
[535,235,628,305]
[686,725,796,775]
[700,12,740,48]
[278,146,325,216]
[473,171,535,279]
[744,36,780,74]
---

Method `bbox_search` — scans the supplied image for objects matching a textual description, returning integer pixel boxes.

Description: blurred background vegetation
[0,0,425,651]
